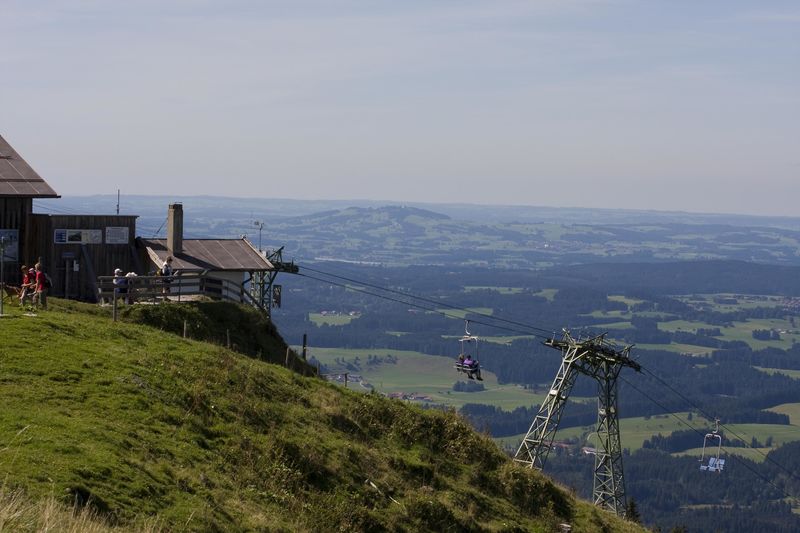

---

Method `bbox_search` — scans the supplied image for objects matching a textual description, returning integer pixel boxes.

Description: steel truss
[513,330,639,516]
[249,246,298,318]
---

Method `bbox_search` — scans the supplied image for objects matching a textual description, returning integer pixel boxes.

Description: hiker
[113,268,127,302]
[32,263,48,310]
[125,272,138,304]
[19,265,34,306]
[160,256,174,295]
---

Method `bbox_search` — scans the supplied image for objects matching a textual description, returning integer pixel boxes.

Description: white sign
[105,226,129,244]
[54,229,103,244]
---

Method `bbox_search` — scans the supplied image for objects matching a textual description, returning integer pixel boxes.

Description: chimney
[167,203,183,254]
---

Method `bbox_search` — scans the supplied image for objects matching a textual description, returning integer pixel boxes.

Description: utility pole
[253,220,264,253]
[514,330,639,516]
[116,189,120,215]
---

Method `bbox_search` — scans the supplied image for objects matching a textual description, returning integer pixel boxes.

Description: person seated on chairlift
[462,355,483,380]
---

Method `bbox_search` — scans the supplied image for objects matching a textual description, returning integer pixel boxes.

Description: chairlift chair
[454,320,483,380]
[699,419,724,472]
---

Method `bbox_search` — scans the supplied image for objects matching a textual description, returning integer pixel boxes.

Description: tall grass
[0,485,162,532]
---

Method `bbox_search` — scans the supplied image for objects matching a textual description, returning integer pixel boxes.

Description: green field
[758,368,800,380]
[675,293,787,312]
[495,414,800,458]
[307,347,559,410]
[464,286,524,295]
[436,307,494,319]
[308,312,356,326]
[633,342,713,356]
[674,447,775,463]
[768,402,800,425]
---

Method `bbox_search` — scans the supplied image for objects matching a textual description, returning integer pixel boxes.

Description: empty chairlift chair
[699,419,725,473]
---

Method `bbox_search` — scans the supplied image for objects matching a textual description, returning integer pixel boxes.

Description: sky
[2,0,798,216]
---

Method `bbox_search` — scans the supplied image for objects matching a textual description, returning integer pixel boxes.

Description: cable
[620,375,799,503]
[297,272,548,340]
[152,217,168,238]
[639,365,800,483]
[31,201,83,215]
[300,263,560,338]
[298,262,800,489]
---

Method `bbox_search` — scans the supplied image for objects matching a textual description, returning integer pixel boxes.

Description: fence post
[112,288,118,322]
[227,329,231,348]
[302,333,307,360]
[285,347,291,369]
[183,320,188,338]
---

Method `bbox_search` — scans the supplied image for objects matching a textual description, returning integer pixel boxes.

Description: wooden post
[183,320,188,338]
[226,329,231,348]
[302,333,307,360]
[317,361,321,376]
[112,289,118,322]
[344,373,348,388]
[285,347,291,369]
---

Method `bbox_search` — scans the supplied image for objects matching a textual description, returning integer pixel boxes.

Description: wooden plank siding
[24,214,138,301]
[0,197,32,284]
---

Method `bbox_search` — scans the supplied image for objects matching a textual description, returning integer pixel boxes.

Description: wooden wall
[24,214,138,301]
[0,198,31,284]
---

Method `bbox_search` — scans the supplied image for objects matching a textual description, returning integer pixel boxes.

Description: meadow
[307,347,553,410]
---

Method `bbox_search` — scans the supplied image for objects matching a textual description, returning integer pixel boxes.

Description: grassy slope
[0,300,643,532]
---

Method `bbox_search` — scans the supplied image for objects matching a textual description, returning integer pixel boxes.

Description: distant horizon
[40,193,800,223]
[4,2,798,218]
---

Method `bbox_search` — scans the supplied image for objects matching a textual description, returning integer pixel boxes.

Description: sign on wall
[54,229,103,244]
[0,229,19,261]
[105,226,129,244]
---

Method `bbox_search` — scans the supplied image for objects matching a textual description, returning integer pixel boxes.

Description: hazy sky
[2,1,798,216]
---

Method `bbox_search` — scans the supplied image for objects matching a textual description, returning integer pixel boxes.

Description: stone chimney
[167,203,183,255]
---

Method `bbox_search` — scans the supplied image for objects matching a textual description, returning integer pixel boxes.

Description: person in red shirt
[18,265,33,306]
[33,263,48,310]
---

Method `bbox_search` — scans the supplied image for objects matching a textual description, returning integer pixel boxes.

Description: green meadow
[307,347,555,410]
[308,312,356,326]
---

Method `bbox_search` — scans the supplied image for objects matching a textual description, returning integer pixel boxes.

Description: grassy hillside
[0,299,643,532]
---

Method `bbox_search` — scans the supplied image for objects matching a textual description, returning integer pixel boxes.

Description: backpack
[44,273,53,289]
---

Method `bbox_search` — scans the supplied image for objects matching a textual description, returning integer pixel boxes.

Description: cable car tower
[513,330,640,516]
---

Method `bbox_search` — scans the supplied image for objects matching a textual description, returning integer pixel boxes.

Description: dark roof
[140,238,274,272]
[0,135,59,198]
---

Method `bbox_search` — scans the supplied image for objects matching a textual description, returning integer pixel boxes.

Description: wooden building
[1,134,139,300]
[1,134,59,284]
[138,203,275,302]
[25,213,139,299]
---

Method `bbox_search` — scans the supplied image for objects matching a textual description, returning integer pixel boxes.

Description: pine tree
[625,497,641,523]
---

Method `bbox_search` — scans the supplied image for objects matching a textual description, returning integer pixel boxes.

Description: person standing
[33,262,48,310]
[113,268,127,303]
[19,265,33,307]
[161,256,174,295]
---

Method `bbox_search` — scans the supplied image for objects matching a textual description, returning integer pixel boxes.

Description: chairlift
[699,418,725,473]
[454,320,483,381]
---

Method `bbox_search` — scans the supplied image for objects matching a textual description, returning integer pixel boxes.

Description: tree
[625,497,641,523]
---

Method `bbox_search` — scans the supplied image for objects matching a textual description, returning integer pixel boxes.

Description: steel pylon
[513,330,639,516]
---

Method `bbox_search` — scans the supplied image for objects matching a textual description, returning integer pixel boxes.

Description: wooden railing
[97,272,265,313]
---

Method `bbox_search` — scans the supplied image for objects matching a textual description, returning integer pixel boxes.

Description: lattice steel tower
[513,330,640,516]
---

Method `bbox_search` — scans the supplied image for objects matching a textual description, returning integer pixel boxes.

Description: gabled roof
[139,238,274,272]
[0,134,59,198]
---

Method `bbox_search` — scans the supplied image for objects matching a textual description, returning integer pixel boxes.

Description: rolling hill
[0,299,643,532]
